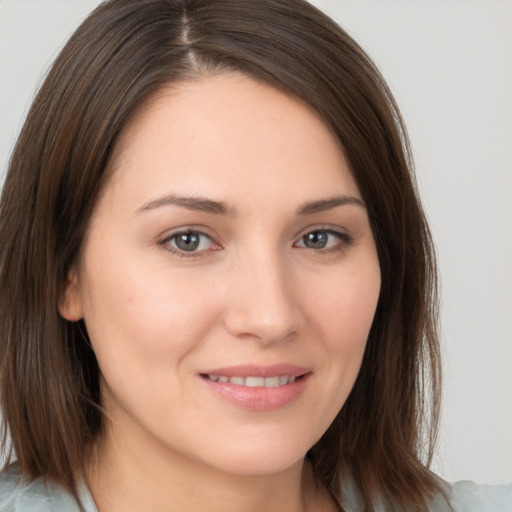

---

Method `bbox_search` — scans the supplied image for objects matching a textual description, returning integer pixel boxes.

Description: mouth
[198,365,311,411]
[201,374,303,387]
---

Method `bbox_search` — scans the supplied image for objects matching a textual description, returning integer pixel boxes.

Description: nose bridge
[224,244,301,344]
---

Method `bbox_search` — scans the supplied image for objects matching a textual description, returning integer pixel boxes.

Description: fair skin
[60,73,381,512]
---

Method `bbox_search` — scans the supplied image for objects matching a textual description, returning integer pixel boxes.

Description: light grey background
[1,0,511,485]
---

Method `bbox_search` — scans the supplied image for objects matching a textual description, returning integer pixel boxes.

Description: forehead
[104,72,360,209]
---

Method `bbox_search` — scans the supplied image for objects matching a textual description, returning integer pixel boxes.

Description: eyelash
[294,229,354,253]
[160,229,219,258]
[159,227,354,257]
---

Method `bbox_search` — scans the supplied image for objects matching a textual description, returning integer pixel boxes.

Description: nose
[223,251,304,345]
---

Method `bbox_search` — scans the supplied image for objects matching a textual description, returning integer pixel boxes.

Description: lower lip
[200,374,310,411]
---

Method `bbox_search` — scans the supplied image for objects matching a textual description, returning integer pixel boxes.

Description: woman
[0,0,510,511]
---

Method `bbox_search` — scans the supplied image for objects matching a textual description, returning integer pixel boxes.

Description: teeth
[245,376,264,387]
[264,376,280,388]
[207,374,299,387]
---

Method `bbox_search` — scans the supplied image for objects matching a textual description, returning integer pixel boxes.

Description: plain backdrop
[1,0,511,485]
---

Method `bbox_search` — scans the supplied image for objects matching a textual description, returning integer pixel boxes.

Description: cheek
[80,256,221,380]
[310,260,380,345]
[307,258,380,395]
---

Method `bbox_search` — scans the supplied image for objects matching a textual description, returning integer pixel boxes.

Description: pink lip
[198,364,311,412]
[200,364,310,378]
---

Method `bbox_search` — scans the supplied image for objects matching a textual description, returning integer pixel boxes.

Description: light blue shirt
[0,467,511,511]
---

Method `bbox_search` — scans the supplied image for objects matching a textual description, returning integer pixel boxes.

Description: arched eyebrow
[136,194,236,216]
[297,195,366,215]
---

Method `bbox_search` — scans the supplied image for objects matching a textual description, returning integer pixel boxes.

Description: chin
[194,432,315,477]
[211,452,306,477]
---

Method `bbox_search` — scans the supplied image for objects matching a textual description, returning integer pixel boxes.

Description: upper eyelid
[159,230,219,258]
[293,224,350,240]
[294,229,351,246]
[160,226,217,242]
[298,228,345,238]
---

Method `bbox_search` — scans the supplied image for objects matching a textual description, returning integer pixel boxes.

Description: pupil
[304,231,327,249]
[176,232,200,251]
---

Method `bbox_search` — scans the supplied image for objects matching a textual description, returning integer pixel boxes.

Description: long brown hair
[0,0,444,510]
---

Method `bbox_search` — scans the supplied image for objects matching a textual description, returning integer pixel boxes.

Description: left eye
[164,231,215,253]
[296,230,345,250]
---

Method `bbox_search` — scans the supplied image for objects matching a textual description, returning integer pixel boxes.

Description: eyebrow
[297,195,366,215]
[136,194,235,216]
[136,193,365,216]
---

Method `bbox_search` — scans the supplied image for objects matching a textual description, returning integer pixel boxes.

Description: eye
[163,230,216,253]
[295,229,351,251]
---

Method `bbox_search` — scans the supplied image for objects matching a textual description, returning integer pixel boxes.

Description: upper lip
[199,364,311,378]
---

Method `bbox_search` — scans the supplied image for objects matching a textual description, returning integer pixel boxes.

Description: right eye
[295,229,353,252]
[162,230,217,254]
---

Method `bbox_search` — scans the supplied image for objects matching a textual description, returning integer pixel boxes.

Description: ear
[59,268,84,321]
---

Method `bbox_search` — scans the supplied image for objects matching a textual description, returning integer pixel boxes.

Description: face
[61,73,380,477]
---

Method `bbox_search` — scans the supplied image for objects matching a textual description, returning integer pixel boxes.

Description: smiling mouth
[201,374,303,387]
[199,368,310,410]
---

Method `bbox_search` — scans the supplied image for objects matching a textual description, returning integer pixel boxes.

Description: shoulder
[445,480,512,512]
[428,479,512,512]
[0,466,96,512]
[342,476,512,511]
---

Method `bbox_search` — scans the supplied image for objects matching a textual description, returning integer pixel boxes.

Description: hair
[0,0,445,510]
